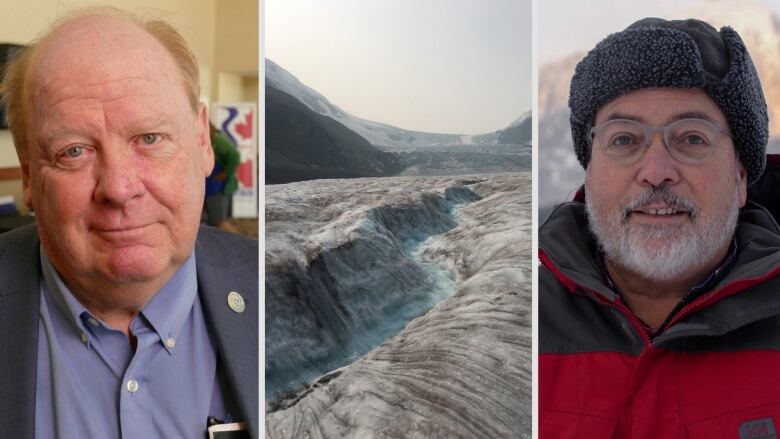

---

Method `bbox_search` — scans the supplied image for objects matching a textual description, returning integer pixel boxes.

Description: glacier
[265,173,531,438]
[266,59,531,150]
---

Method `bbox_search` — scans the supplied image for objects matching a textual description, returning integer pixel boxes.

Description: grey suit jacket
[0,224,259,438]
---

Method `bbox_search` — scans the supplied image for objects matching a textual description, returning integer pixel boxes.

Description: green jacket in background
[212,132,241,195]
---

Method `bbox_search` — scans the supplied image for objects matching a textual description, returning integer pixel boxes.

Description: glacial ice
[266,176,480,397]
[266,173,531,438]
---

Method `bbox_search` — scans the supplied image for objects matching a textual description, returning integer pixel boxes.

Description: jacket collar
[0,224,40,437]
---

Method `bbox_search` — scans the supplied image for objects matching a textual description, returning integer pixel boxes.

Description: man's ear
[738,162,748,208]
[21,157,33,211]
[198,104,214,177]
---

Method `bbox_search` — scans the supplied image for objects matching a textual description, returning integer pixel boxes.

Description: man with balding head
[540,17,780,437]
[0,9,257,438]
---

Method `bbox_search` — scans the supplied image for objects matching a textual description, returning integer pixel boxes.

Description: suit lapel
[195,227,258,437]
[0,225,40,438]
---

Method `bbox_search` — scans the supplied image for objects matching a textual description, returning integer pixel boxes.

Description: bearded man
[539,18,780,438]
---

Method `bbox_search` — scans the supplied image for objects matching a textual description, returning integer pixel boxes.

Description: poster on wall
[212,102,258,218]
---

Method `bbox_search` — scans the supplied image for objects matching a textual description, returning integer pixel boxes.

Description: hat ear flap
[706,27,768,185]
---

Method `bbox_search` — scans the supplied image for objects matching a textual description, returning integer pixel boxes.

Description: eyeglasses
[589,118,732,165]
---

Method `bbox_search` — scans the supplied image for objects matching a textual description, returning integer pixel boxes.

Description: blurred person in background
[205,121,241,233]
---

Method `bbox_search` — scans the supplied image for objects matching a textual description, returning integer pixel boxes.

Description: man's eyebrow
[599,111,721,125]
[601,112,643,123]
[38,126,88,146]
[668,111,718,124]
[128,113,177,132]
[39,113,178,144]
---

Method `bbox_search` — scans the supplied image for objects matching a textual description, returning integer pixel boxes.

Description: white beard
[585,182,740,282]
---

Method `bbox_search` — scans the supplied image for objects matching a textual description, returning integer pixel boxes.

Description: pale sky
[265,0,531,135]
[539,0,780,63]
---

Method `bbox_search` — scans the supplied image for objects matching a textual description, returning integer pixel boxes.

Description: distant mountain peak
[266,58,530,149]
[507,111,531,128]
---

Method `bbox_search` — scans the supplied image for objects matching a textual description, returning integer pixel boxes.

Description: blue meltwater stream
[265,205,462,400]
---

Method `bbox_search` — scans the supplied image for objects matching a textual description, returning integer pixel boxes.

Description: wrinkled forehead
[28,15,182,108]
[593,88,730,127]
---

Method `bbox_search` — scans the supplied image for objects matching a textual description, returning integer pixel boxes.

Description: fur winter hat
[569,18,768,184]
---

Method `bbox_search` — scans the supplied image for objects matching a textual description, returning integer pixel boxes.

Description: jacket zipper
[589,290,652,347]
[539,249,652,347]
[666,264,780,330]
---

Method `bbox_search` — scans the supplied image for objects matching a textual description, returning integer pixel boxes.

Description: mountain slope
[469,111,532,145]
[266,84,402,184]
[266,59,530,149]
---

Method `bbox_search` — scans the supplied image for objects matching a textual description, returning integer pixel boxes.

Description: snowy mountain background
[267,59,531,153]
[539,0,780,222]
[266,59,531,184]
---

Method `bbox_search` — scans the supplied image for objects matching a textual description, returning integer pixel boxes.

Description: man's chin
[627,237,685,257]
[626,221,690,238]
[100,247,177,284]
[609,237,702,282]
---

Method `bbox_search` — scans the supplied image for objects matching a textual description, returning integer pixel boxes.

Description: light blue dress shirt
[35,249,227,438]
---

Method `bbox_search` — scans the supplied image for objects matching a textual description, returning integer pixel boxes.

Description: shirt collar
[689,237,738,296]
[40,248,90,336]
[40,247,198,353]
[139,253,198,354]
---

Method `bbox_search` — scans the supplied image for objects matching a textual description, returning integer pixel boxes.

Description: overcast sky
[539,0,780,63]
[266,0,531,135]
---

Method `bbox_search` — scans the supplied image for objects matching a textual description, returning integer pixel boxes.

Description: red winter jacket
[539,201,780,438]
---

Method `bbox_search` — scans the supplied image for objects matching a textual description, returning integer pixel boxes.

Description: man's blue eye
[66,146,83,158]
[611,134,637,146]
[141,134,158,145]
[682,134,707,145]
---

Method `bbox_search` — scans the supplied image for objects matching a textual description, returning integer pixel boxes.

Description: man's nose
[635,131,680,187]
[93,147,145,206]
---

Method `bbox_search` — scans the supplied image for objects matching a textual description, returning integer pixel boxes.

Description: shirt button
[87,317,99,327]
[80,332,88,344]
[126,379,139,393]
[166,338,176,349]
